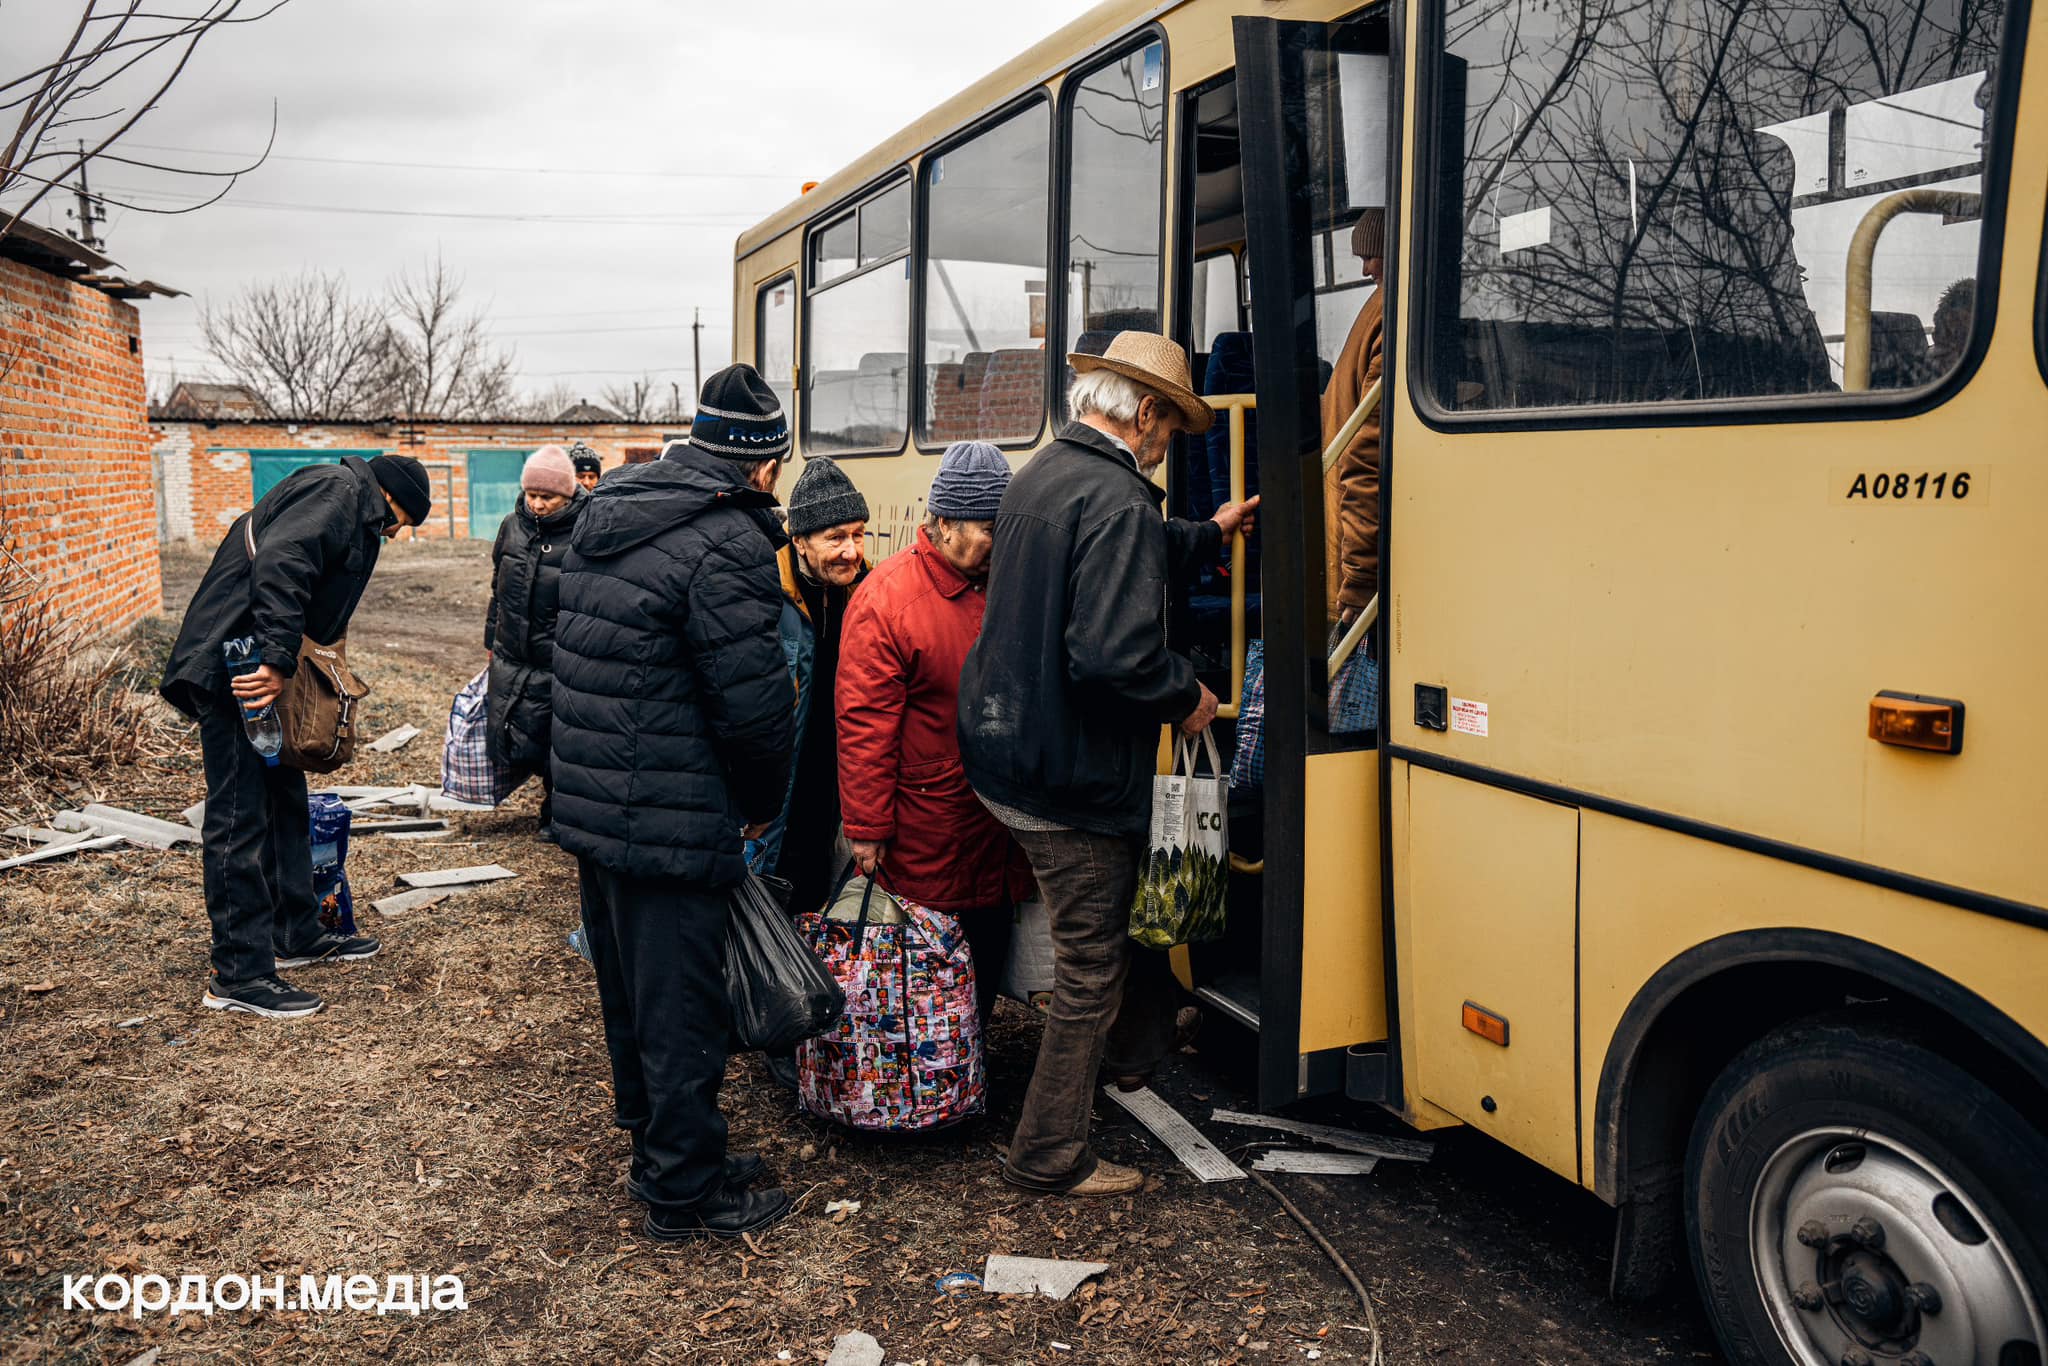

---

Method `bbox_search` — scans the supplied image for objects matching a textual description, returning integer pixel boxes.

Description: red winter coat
[837,528,1035,912]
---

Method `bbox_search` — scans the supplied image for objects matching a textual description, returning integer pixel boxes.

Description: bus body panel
[1300,749,1386,1053]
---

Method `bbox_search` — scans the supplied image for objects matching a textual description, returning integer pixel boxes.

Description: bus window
[1062,38,1166,397]
[1427,0,2008,410]
[756,275,796,417]
[920,99,1051,447]
[1190,251,1243,354]
[813,214,856,286]
[805,180,912,456]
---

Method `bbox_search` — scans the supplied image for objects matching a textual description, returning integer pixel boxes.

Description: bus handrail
[1842,188,1983,392]
[1323,377,1381,474]
[1329,594,1379,678]
[1204,391,1257,721]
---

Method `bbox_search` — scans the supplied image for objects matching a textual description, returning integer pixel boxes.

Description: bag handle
[1177,728,1224,779]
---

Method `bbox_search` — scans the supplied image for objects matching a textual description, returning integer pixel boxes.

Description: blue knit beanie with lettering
[685,363,790,464]
[927,441,1011,521]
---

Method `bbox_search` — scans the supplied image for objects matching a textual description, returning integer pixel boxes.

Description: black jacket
[549,447,795,885]
[484,490,586,773]
[160,456,389,718]
[959,423,1222,837]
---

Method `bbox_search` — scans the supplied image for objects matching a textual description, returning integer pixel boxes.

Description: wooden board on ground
[1103,1085,1244,1182]
[397,864,516,889]
[1210,1108,1435,1162]
[1249,1150,1381,1175]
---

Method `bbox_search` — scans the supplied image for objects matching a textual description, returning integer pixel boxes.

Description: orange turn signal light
[800,180,820,195]
[1461,1001,1509,1047]
[1869,691,1965,755]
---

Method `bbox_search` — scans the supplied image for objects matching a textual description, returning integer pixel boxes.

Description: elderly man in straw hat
[959,331,1258,1197]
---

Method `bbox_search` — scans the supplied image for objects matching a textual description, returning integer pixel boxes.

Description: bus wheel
[1685,1016,2048,1366]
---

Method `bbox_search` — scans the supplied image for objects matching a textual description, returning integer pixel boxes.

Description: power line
[96,185,770,225]
[116,141,805,182]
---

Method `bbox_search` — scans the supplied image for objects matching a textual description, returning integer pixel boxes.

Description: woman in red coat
[837,442,1035,1024]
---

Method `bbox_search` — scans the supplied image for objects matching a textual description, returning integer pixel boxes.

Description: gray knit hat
[786,457,869,536]
[927,441,1011,521]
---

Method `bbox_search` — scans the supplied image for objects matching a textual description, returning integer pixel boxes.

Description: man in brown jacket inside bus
[1322,207,1385,623]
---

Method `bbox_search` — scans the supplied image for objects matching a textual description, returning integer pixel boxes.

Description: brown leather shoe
[1065,1160,1144,1197]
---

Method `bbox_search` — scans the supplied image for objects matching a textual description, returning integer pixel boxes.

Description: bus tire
[1684,1014,2048,1366]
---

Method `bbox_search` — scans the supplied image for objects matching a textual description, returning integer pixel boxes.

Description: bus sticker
[1450,697,1489,737]
[1838,469,1977,502]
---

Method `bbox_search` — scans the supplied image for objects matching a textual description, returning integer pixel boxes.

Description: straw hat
[1067,331,1214,435]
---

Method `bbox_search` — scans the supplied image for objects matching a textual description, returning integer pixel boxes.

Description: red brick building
[151,419,686,545]
[0,222,178,639]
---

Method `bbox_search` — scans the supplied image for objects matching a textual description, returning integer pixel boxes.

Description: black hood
[570,447,778,558]
[517,484,589,536]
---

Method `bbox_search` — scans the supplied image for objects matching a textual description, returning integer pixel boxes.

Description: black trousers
[195,687,323,985]
[577,858,732,1211]
[956,905,1013,1029]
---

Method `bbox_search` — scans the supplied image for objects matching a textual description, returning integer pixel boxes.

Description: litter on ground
[366,724,421,752]
[823,1330,884,1366]
[1211,1109,1435,1163]
[370,888,454,917]
[1250,1150,1381,1176]
[51,804,199,849]
[1104,1084,1244,1182]
[398,864,516,889]
[981,1254,1110,1301]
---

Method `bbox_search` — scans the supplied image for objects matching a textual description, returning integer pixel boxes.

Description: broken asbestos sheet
[982,1254,1110,1301]
[398,864,516,890]
[365,725,420,753]
[1250,1150,1381,1176]
[1104,1085,1244,1182]
[1210,1109,1434,1163]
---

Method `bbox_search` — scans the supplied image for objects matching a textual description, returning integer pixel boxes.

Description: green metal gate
[466,450,528,540]
[244,450,385,502]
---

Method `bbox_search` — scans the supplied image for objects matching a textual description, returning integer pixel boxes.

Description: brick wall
[151,421,686,544]
[0,257,163,638]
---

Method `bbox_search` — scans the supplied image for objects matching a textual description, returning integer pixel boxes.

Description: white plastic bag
[999,900,1056,1009]
[1129,730,1229,949]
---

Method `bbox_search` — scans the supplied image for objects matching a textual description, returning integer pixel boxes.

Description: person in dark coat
[160,453,432,1019]
[569,442,604,492]
[744,455,870,918]
[484,444,585,839]
[549,363,797,1240]
[959,333,1257,1198]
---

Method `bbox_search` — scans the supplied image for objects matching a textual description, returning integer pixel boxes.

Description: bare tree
[377,256,517,421]
[502,381,582,423]
[200,271,391,420]
[0,1,290,250]
[600,374,658,423]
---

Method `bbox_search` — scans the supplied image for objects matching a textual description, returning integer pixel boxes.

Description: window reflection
[807,263,910,454]
[756,277,796,417]
[1064,41,1166,388]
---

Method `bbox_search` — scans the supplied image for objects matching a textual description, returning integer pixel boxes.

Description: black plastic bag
[726,873,844,1053]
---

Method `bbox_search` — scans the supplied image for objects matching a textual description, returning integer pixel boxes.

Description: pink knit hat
[521,445,576,498]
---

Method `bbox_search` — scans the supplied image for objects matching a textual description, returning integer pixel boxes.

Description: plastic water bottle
[221,636,284,765]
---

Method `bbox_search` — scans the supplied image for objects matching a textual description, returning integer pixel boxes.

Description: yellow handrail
[1328,594,1379,678]
[1204,391,1256,722]
[1323,377,1380,474]
[1842,189,1982,391]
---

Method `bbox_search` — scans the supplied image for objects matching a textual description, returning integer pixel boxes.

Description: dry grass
[0,548,1366,1365]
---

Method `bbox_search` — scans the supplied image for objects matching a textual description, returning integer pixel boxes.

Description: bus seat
[1202,333,1260,523]
[978,348,1044,437]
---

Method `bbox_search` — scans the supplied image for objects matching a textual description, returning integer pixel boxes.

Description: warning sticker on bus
[1450,698,1489,737]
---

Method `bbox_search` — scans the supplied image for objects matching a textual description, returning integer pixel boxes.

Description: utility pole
[68,141,107,251]
[690,307,703,410]
[671,380,683,420]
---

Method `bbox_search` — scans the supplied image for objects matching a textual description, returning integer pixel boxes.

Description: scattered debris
[366,724,421,753]
[981,1254,1110,1301]
[398,864,516,890]
[825,1199,861,1223]
[181,800,206,828]
[350,818,449,835]
[1105,1085,1244,1182]
[1245,1168,1384,1366]
[0,833,125,871]
[118,1348,162,1366]
[371,888,454,918]
[115,1015,149,1029]
[23,980,58,994]
[1211,1109,1434,1163]
[385,829,454,841]
[51,803,199,849]
[935,1271,982,1296]
[824,1330,884,1366]
[1250,1151,1380,1176]
[3,825,80,845]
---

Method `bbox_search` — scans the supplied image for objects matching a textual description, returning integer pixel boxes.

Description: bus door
[1221,14,1404,1112]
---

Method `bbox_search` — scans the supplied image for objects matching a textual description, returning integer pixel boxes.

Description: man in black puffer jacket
[484,445,585,839]
[550,364,796,1240]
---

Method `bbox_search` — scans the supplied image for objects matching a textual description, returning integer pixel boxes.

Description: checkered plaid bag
[440,668,524,807]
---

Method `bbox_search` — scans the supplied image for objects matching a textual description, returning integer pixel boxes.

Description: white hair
[1068,368,1166,425]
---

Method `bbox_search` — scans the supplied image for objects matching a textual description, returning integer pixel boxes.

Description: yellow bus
[732,0,2048,1358]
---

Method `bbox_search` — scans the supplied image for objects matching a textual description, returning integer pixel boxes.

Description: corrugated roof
[0,218,184,299]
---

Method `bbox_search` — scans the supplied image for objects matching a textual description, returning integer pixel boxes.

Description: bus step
[1195,976,1260,1032]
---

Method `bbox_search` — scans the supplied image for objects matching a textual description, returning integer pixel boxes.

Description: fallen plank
[398,864,516,889]
[350,818,448,834]
[366,725,421,753]
[1210,1109,1434,1163]
[52,804,199,849]
[0,834,126,871]
[982,1254,1111,1301]
[1103,1085,1244,1183]
[1249,1150,1380,1176]
[370,888,453,917]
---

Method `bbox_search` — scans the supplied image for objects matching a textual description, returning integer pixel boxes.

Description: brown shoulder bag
[243,517,373,774]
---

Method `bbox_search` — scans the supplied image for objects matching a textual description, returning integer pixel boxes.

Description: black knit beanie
[371,454,433,524]
[786,457,869,536]
[687,363,790,463]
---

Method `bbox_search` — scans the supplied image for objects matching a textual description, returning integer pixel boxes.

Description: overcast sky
[4,0,1099,410]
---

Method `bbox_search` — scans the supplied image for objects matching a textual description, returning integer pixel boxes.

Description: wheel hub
[1749,1130,2046,1366]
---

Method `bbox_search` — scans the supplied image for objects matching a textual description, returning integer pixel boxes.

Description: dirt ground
[0,540,1726,1365]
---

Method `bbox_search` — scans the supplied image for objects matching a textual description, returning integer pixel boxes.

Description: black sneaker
[275,931,380,969]
[628,1153,766,1204]
[202,975,323,1019]
[643,1182,792,1240]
